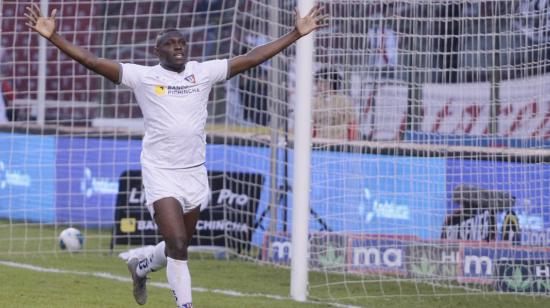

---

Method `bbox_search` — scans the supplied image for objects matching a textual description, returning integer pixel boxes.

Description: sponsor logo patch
[154,85,167,96]
[184,74,196,83]
[154,84,199,96]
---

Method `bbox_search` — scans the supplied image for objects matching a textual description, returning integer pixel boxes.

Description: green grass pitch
[0,221,548,307]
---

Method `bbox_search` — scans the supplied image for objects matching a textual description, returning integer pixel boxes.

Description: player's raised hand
[24,3,57,39]
[294,5,328,37]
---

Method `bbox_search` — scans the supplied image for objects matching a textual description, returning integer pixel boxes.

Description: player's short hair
[155,28,184,46]
[315,68,343,91]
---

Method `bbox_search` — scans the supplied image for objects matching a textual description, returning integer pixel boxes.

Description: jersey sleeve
[200,59,229,84]
[119,63,146,89]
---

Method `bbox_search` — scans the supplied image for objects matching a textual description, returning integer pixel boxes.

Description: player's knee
[165,235,189,260]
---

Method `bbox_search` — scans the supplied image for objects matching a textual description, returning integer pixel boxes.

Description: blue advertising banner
[460,245,550,284]
[55,136,142,226]
[0,132,56,222]
[446,159,550,246]
[207,146,448,244]
[310,152,447,239]
[3,130,549,251]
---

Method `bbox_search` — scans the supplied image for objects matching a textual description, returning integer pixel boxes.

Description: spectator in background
[312,68,358,140]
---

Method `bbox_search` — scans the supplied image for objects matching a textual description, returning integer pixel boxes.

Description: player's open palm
[24,3,57,39]
[294,5,328,37]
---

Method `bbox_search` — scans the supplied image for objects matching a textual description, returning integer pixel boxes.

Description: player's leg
[127,255,150,305]
[134,240,167,278]
[126,199,167,305]
[154,197,200,308]
[130,201,198,277]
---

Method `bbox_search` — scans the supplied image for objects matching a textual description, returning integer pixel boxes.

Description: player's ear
[153,46,160,57]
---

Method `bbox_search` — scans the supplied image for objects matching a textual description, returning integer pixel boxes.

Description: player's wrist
[292,28,304,39]
[47,31,58,41]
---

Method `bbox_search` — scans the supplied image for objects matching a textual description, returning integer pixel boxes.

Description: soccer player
[25,3,326,307]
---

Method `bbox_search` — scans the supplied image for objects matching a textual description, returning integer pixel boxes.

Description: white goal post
[291,0,315,302]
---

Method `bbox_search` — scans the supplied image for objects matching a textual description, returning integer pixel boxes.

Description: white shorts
[142,163,210,219]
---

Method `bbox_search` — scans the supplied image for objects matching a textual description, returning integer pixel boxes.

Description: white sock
[136,241,167,277]
[166,257,192,308]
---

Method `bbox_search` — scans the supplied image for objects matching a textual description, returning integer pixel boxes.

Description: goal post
[291,0,315,302]
[36,0,48,126]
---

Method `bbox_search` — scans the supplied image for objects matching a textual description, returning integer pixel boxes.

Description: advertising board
[0,132,56,222]
[55,136,142,226]
[460,244,550,284]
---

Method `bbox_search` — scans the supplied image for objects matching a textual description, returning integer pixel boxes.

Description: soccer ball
[58,227,84,252]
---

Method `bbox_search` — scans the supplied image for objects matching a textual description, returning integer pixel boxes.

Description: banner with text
[112,170,263,251]
[421,82,491,136]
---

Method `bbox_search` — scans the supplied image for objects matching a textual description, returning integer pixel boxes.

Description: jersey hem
[141,160,206,170]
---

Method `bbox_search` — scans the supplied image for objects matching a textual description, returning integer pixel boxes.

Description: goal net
[1,0,550,304]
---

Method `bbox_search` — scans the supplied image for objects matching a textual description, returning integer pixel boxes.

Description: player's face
[155,32,188,72]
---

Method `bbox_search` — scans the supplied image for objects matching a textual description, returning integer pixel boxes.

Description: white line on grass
[0,260,363,308]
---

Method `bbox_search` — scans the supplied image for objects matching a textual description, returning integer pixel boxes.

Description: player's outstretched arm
[24,3,120,84]
[228,5,327,79]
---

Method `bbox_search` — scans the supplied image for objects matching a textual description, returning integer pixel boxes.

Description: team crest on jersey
[154,85,167,96]
[184,74,196,84]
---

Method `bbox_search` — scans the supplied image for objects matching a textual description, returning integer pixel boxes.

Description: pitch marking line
[0,260,363,308]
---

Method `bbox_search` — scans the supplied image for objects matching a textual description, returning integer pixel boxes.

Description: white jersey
[120,59,229,169]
